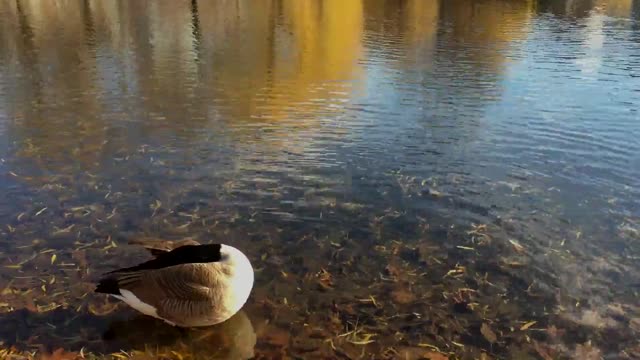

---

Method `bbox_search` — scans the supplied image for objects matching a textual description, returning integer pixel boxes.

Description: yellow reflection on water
[597,0,634,17]
[0,0,367,166]
[0,0,106,171]
[196,0,364,123]
[0,0,577,169]
[0,0,542,126]
[363,0,440,63]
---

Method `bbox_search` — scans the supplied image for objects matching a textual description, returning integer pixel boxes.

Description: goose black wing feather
[95,244,222,295]
[95,277,120,295]
[108,244,222,274]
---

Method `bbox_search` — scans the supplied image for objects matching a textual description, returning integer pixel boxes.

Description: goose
[95,239,254,327]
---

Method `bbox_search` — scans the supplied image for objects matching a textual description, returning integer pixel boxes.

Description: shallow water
[0,0,639,359]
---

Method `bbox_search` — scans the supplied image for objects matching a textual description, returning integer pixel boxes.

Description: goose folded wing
[106,263,217,305]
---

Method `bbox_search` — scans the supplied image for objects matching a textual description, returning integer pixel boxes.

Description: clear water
[0,0,639,359]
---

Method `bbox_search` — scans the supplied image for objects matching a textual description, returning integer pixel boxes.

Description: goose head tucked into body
[95,239,254,328]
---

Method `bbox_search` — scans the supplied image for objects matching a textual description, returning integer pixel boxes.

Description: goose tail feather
[95,277,120,295]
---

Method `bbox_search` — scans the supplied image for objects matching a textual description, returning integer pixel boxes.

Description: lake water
[0,0,639,359]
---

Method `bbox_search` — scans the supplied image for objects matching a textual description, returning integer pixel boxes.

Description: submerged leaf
[533,340,555,360]
[520,321,537,330]
[40,348,78,360]
[481,323,497,343]
[573,341,602,360]
[423,352,448,360]
[391,288,416,304]
[508,239,525,253]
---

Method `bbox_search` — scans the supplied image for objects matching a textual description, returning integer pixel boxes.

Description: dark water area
[0,0,639,359]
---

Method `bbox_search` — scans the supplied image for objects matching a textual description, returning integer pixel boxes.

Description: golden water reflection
[0,0,633,173]
[0,0,545,124]
[195,0,364,121]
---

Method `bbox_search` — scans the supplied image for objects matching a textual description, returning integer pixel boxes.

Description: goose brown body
[95,240,254,327]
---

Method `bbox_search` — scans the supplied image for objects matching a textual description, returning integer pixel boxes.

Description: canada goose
[95,239,254,327]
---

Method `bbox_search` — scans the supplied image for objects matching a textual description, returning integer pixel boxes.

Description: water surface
[0,0,639,359]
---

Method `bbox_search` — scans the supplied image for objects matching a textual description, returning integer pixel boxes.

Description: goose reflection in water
[102,309,256,360]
